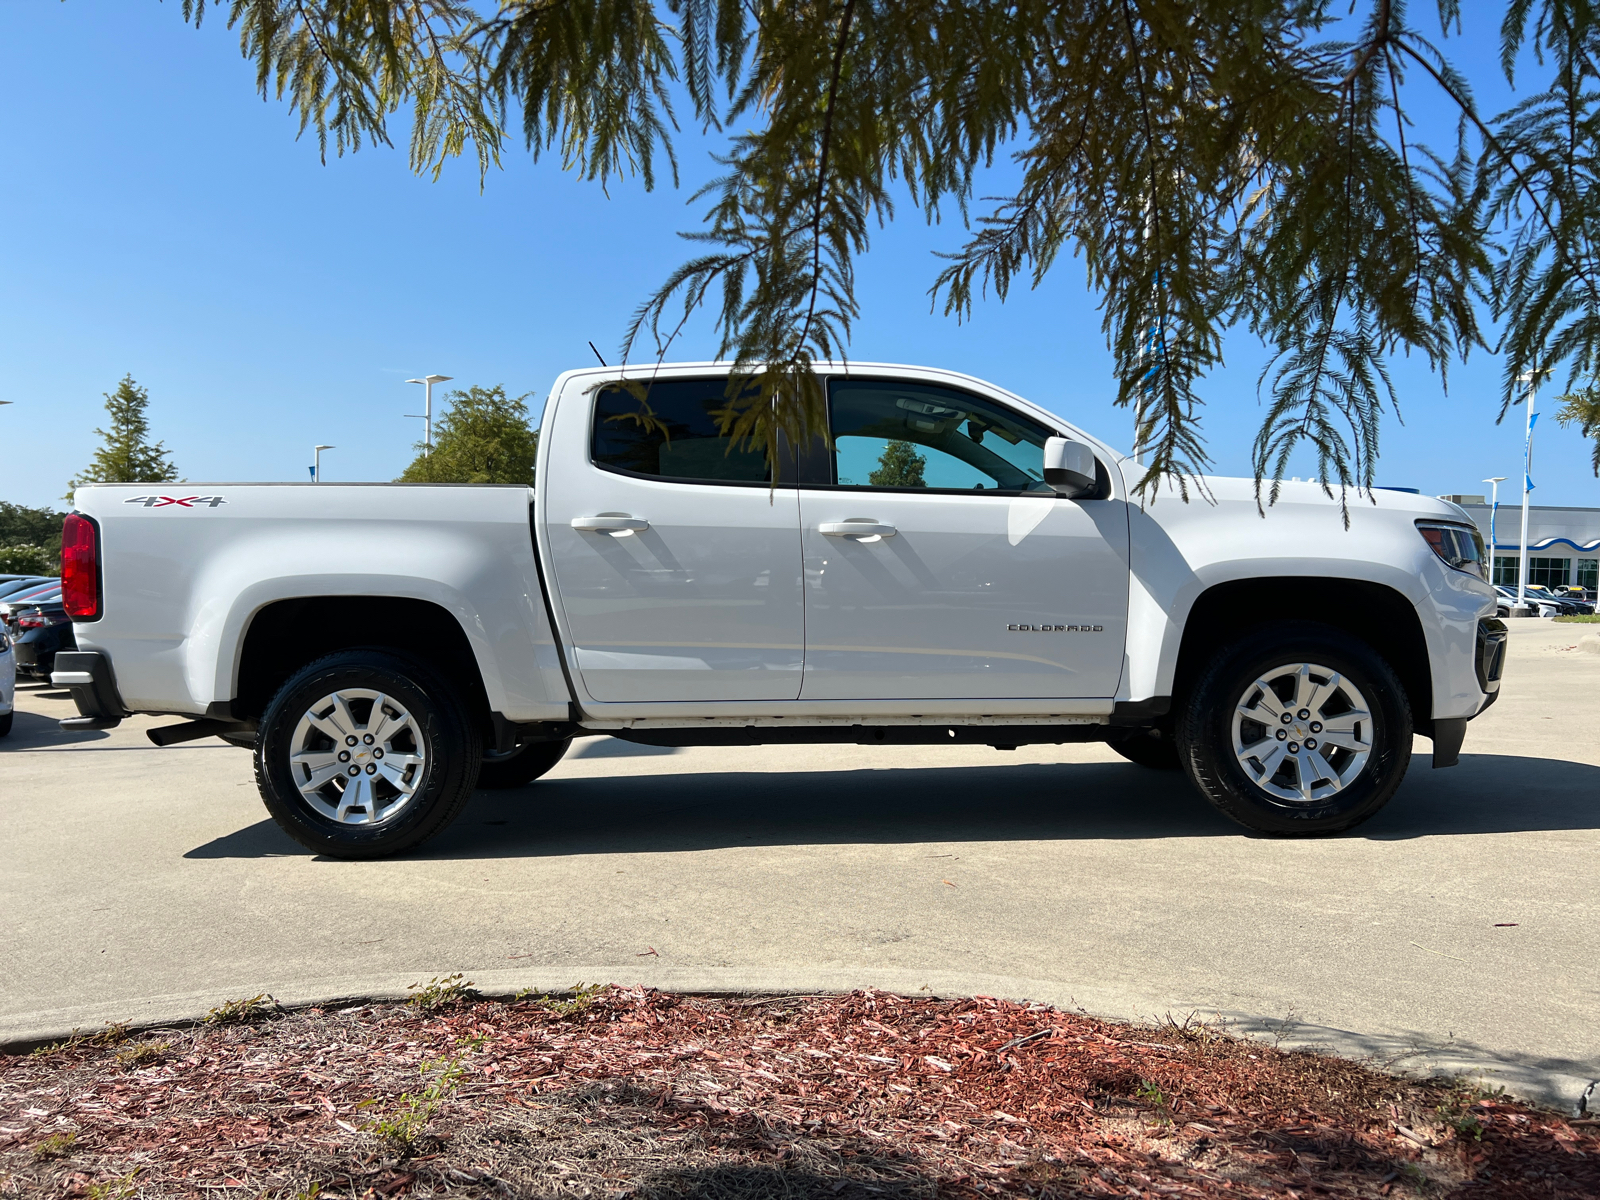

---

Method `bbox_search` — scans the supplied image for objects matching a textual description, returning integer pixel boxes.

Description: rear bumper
[51,651,129,731]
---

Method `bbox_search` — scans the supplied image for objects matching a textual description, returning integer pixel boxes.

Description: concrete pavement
[3,620,1597,1109]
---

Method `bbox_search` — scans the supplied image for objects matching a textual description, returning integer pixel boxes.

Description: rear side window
[591,379,770,485]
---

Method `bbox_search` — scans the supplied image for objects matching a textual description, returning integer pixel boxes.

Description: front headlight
[1417,521,1488,582]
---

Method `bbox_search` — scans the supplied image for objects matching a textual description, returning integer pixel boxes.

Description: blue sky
[1,1,1597,510]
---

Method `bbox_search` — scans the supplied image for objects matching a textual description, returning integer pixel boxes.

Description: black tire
[1110,729,1181,770]
[254,650,482,859]
[0,710,12,737]
[1176,623,1411,836]
[476,737,572,789]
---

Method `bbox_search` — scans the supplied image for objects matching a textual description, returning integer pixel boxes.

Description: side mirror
[1043,436,1097,498]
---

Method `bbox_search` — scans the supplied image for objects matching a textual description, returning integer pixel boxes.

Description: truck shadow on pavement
[184,751,1600,859]
[0,705,111,748]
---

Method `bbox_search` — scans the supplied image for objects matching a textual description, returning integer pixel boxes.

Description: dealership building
[1437,495,1600,590]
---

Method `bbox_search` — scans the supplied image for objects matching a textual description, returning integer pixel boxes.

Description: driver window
[828,379,1052,493]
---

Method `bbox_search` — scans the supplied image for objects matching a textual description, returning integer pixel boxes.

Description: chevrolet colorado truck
[52,362,1506,857]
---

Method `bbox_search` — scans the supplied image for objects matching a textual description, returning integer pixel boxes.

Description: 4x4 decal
[123,495,227,508]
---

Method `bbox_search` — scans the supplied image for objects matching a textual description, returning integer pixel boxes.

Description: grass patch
[112,1039,172,1069]
[30,1022,129,1057]
[515,981,605,1017]
[1554,613,1600,622]
[31,1132,76,1161]
[83,1169,139,1199]
[358,1055,466,1156]
[205,992,280,1025]
[406,973,475,1011]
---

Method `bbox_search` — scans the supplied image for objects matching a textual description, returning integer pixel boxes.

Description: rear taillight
[17,612,46,630]
[61,513,101,621]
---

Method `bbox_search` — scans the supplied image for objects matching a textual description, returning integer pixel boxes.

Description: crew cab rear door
[797,375,1129,701]
[539,375,805,704]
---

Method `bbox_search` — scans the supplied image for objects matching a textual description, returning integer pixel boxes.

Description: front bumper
[1476,616,1508,704]
[51,650,129,731]
[1433,618,1510,769]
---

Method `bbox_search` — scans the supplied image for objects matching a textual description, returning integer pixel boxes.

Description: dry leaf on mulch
[2,987,1594,1198]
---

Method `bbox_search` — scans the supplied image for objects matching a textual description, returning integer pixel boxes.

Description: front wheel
[255,651,481,859]
[1177,624,1411,835]
[476,737,572,789]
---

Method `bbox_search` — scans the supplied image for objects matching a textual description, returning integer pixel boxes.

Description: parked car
[56,360,1504,856]
[1527,584,1596,614]
[12,599,75,679]
[0,624,13,736]
[0,575,55,601]
[1494,585,1565,618]
[0,582,62,635]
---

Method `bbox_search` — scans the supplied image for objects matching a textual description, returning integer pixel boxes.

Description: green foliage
[1554,612,1600,621]
[30,1022,130,1056]
[114,1039,173,1069]
[515,981,605,1017]
[406,973,475,1010]
[205,993,279,1025]
[1134,1078,1166,1105]
[180,3,1600,503]
[0,545,53,575]
[0,502,65,553]
[359,1054,465,1154]
[1553,388,1600,475]
[397,386,539,484]
[869,440,927,488]
[31,1132,76,1161]
[83,1170,140,1200]
[68,375,179,499]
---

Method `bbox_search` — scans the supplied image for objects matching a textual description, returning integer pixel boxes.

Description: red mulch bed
[2,986,1594,1198]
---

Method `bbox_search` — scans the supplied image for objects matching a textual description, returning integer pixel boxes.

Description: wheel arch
[233,596,495,740]
[1170,578,1435,736]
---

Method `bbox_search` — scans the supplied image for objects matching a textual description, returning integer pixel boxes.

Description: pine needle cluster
[177,2,1600,494]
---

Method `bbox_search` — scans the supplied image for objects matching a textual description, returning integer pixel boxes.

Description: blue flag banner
[308,466,316,479]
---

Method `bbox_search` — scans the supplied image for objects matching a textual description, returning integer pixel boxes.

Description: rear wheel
[1177,624,1411,835]
[255,651,481,858]
[476,737,572,789]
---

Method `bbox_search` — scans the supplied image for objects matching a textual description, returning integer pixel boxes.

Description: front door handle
[572,515,650,534]
[818,520,897,538]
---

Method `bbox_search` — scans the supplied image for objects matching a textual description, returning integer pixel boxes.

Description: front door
[541,377,805,704]
[798,377,1129,701]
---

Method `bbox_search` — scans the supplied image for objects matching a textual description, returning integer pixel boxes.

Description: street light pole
[1482,476,1506,581]
[1513,370,1545,616]
[405,374,453,456]
[313,445,335,483]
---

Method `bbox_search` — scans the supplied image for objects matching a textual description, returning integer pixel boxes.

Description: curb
[6,966,1595,1116]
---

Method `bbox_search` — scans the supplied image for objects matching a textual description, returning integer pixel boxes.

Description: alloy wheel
[1230,662,1373,803]
[288,688,427,824]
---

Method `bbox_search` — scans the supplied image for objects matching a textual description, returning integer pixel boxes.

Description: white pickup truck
[53,362,1506,857]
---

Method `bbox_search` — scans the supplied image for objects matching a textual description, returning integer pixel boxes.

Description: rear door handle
[572,515,650,533]
[818,520,897,538]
